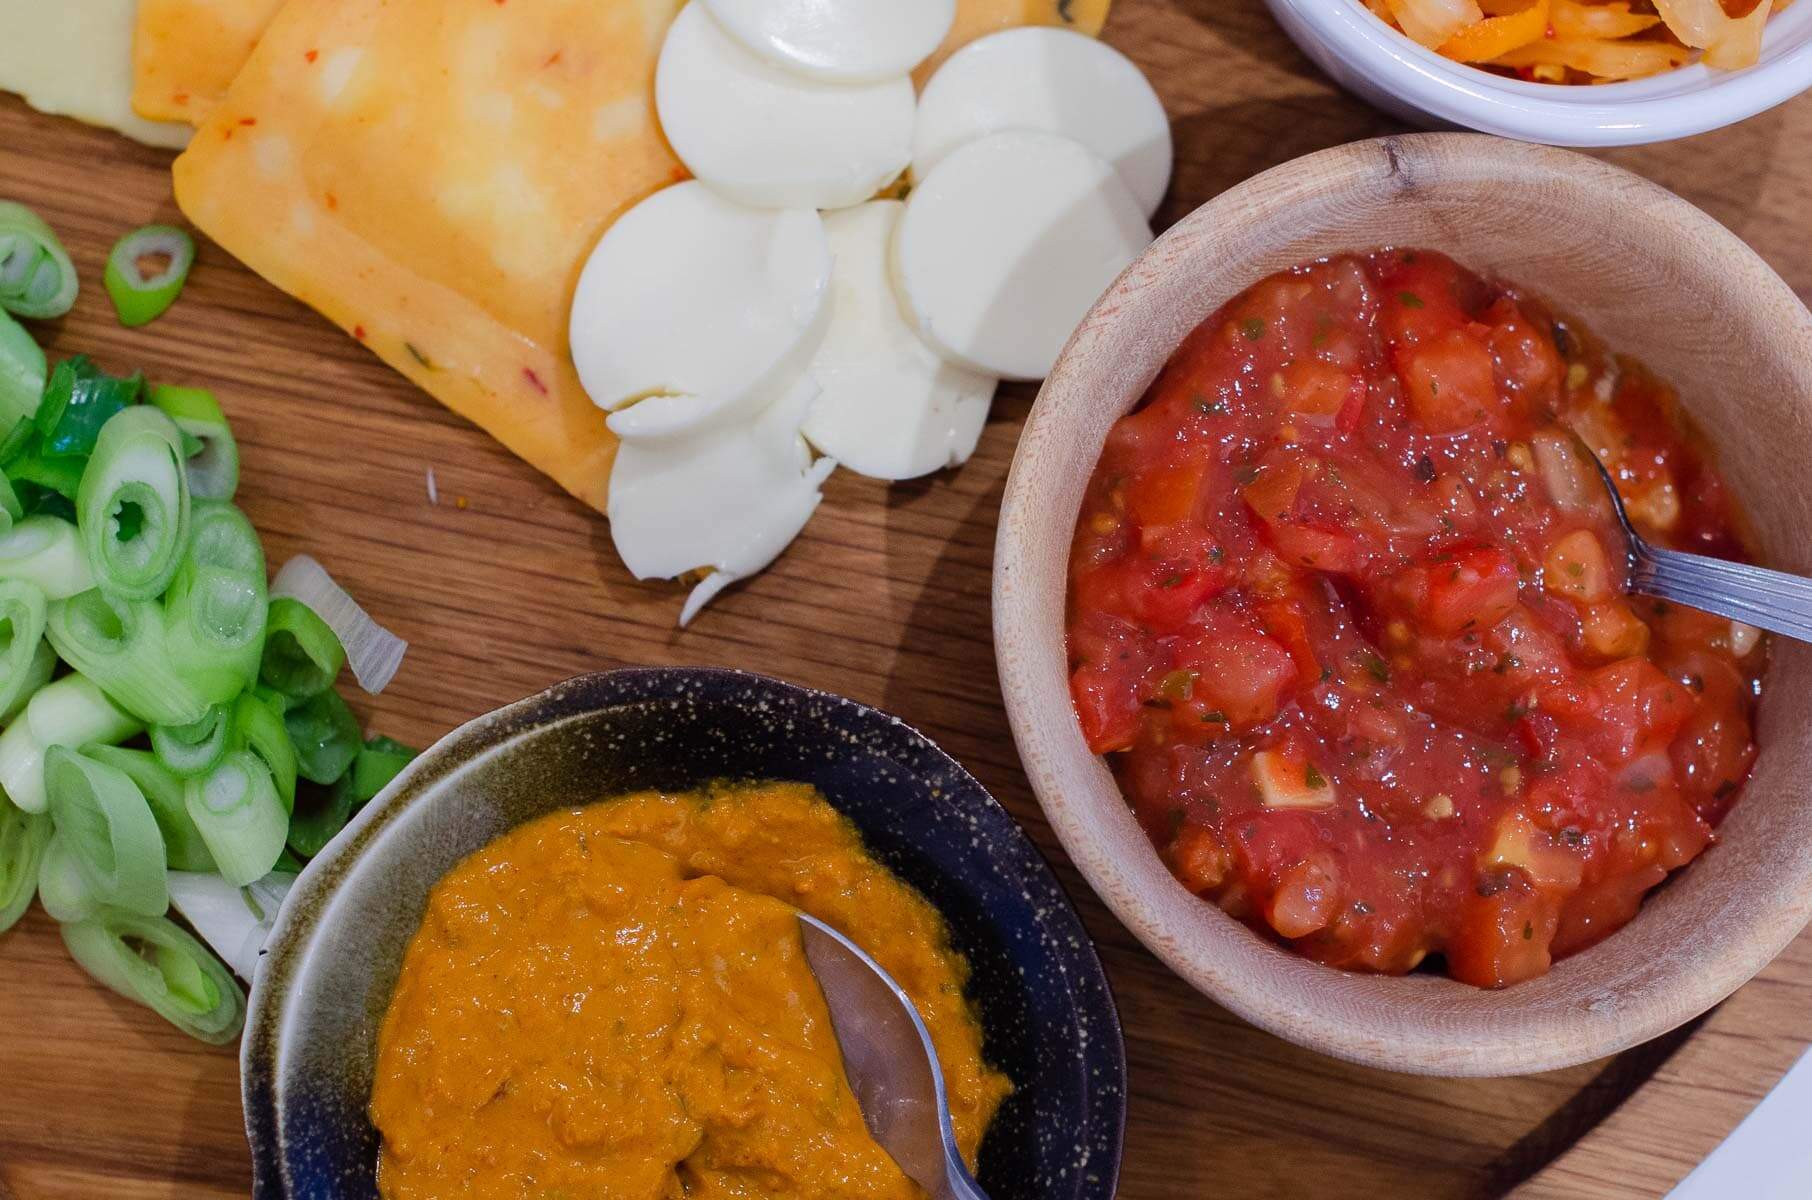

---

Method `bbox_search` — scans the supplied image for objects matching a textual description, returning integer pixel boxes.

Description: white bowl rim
[1271,0,1812,145]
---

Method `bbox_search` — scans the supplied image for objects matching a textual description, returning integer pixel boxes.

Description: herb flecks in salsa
[1065,250,1764,988]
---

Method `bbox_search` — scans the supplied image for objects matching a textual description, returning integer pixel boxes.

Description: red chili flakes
[324,193,339,211]
[173,91,190,106]
[522,367,548,395]
[352,324,367,341]
[305,48,319,63]
[543,50,563,68]
[239,117,257,126]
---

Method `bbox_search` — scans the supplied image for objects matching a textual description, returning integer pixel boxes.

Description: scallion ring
[151,704,232,779]
[46,589,212,726]
[0,515,97,599]
[259,596,344,700]
[37,832,99,922]
[0,801,50,932]
[162,502,266,703]
[77,406,191,600]
[104,225,195,328]
[0,309,45,444]
[184,749,286,886]
[284,687,361,785]
[0,579,50,721]
[85,745,213,872]
[0,201,78,319]
[44,745,169,917]
[0,674,142,814]
[148,385,239,500]
[60,910,245,1043]
[231,691,297,815]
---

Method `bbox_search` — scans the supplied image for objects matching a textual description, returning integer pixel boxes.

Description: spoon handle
[1634,546,1812,642]
[942,1157,993,1200]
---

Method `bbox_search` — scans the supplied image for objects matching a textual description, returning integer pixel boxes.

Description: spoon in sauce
[1577,437,1812,642]
[797,913,991,1200]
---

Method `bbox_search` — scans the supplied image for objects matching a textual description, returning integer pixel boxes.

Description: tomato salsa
[1066,250,1766,987]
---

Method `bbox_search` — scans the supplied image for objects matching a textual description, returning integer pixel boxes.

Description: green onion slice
[184,749,286,886]
[104,226,195,328]
[33,356,144,459]
[0,673,142,814]
[166,869,295,980]
[85,745,213,872]
[259,596,344,700]
[286,776,354,860]
[60,910,245,1043]
[349,736,416,803]
[270,556,406,693]
[47,590,212,726]
[44,745,168,917]
[231,691,297,815]
[0,515,97,598]
[0,202,78,320]
[0,309,45,447]
[76,406,191,600]
[284,687,361,786]
[162,501,266,704]
[0,579,49,720]
[151,704,230,779]
[148,385,238,501]
[0,800,50,932]
[37,831,99,922]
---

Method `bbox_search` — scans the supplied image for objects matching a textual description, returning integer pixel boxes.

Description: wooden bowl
[993,131,1812,1077]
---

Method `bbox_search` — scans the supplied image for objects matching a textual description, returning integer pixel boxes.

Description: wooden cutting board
[2,2,1810,1197]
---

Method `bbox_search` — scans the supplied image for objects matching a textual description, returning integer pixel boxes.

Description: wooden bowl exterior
[994,131,1812,1077]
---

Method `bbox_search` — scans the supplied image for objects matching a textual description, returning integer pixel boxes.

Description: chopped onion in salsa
[1066,249,1764,987]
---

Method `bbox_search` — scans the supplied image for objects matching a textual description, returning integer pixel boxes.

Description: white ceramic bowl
[1265,0,1812,146]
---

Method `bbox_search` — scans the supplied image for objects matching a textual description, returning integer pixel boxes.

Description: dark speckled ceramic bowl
[243,667,1125,1199]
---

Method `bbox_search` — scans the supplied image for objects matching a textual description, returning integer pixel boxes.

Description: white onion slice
[271,555,407,694]
[167,869,296,982]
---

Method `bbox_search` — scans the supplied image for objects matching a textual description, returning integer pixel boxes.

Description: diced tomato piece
[1168,823,1231,894]
[1393,546,1519,638]
[1552,865,1666,958]
[1072,556,1227,633]
[1173,626,1299,730]
[1239,456,1304,524]
[1400,328,1501,433]
[1277,361,1363,428]
[1485,299,1563,406]
[1266,856,1342,939]
[1067,613,1158,754]
[1540,658,1695,764]
[1259,600,1322,682]
[1448,868,1558,988]
[1126,455,1212,528]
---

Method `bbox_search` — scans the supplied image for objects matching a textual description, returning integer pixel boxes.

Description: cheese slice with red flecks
[133,0,283,125]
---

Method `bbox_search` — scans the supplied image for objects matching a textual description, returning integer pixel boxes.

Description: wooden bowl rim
[993,131,1812,1076]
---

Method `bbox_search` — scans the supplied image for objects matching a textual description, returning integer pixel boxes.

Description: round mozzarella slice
[702,0,954,82]
[569,181,830,440]
[802,202,995,481]
[608,374,836,626]
[894,131,1150,382]
[656,2,915,210]
[913,27,1172,219]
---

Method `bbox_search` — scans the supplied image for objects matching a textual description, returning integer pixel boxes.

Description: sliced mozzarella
[894,130,1149,382]
[802,202,994,481]
[913,27,1172,218]
[569,182,831,441]
[701,0,956,83]
[608,374,835,625]
[655,2,915,210]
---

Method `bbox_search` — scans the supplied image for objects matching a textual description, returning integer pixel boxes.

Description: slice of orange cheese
[133,0,284,125]
[172,0,1112,513]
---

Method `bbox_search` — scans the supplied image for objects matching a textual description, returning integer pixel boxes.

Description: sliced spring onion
[166,869,296,981]
[258,596,344,701]
[350,736,416,803]
[271,556,406,693]
[284,687,361,786]
[0,202,78,320]
[148,385,238,501]
[37,831,99,922]
[162,502,265,703]
[61,910,245,1043]
[44,745,168,917]
[0,799,49,932]
[0,579,49,720]
[0,674,142,813]
[251,683,293,714]
[286,777,354,860]
[0,309,44,444]
[46,590,211,726]
[33,356,144,459]
[8,452,86,500]
[0,515,96,598]
[185,750,286,886]
[151,705,230,779]
[104,226,195,328]
[76,406,191,600]
[0,476,22,526]
[85,745,213,872]
[231,691,296,815]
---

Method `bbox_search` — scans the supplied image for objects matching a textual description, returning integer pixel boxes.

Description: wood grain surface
[1,2,1809,1197]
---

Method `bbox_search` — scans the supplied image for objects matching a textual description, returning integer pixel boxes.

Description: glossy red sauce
[1066,250,1766,987]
